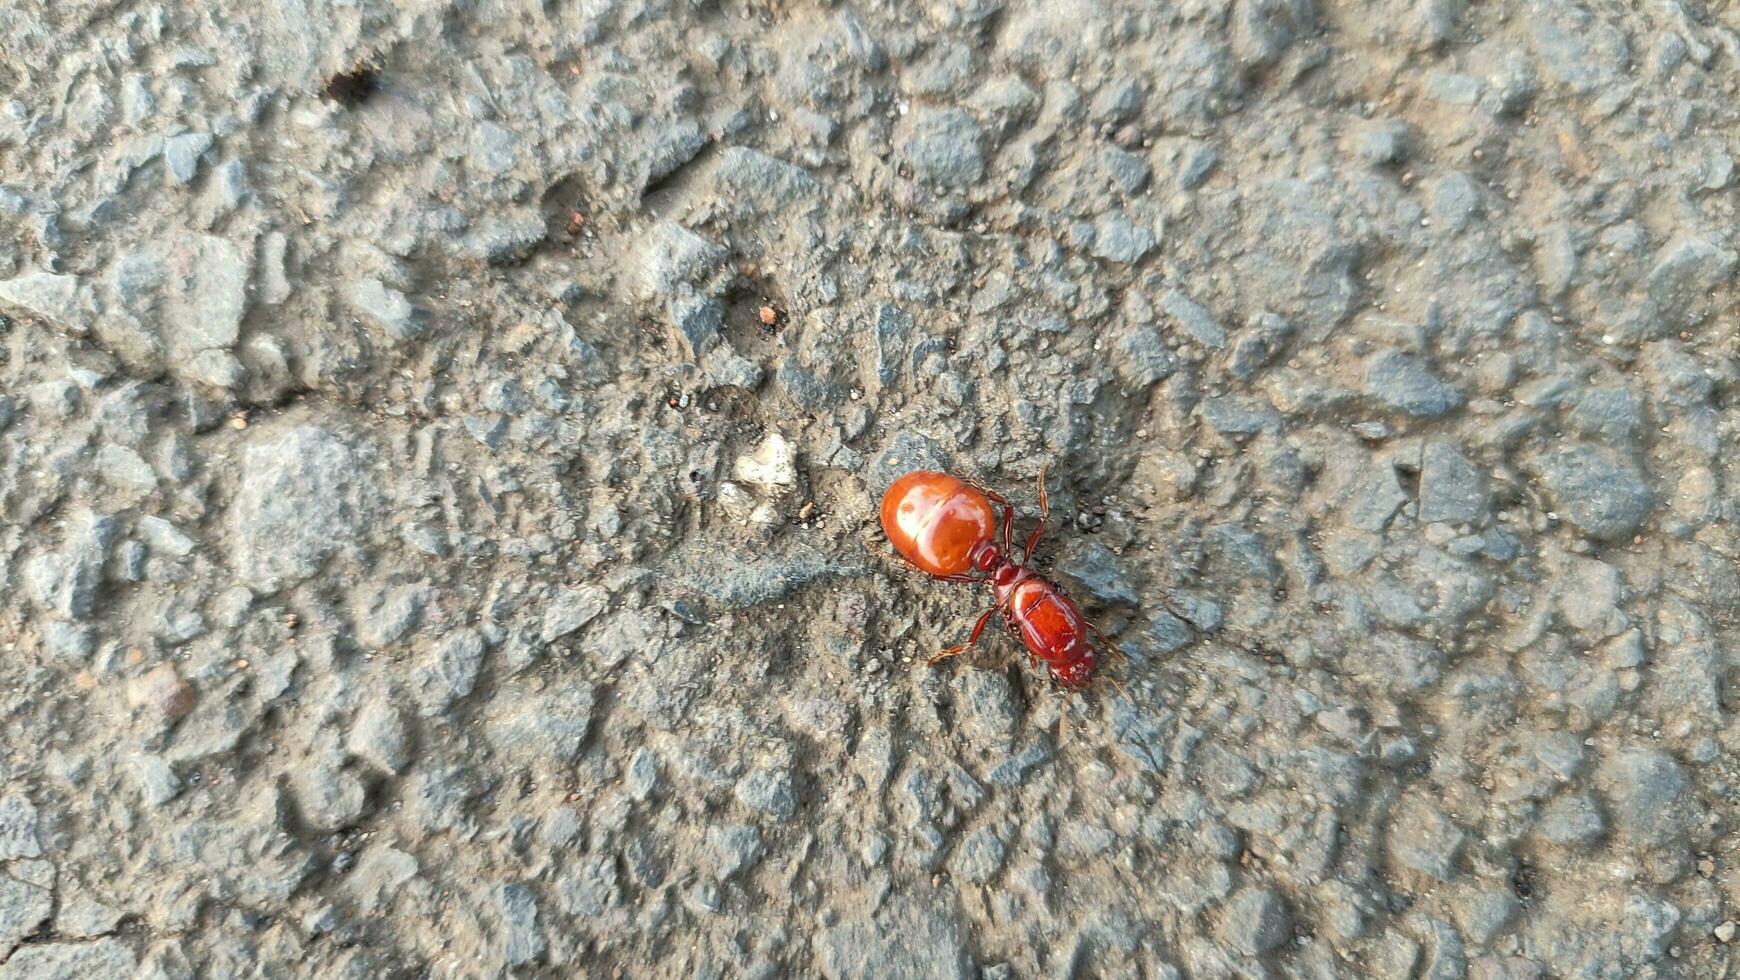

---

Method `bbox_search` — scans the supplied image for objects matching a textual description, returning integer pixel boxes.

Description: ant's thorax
[969,541,1041,601]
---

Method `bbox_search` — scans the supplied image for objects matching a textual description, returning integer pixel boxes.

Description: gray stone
[817,893,971,980]
[1429,172,1484,232]
[208,158,251,211]
[1091,213,1157,264]
[1619,894,1681,960]
[149,234,248,359]
[1641,341,1714,406]
[1109,698,1169,774]
[837,10,885,69]
[1355,120,1410,164]
[41,621,93,662]
[190,349,244,389]
[626,748,660,801]
[1171,592,1222,633]
[777,359,846,409]
[1344,460,1408,531]
[113,540,147,583]
[164,697,258,765]
[1180,143,1219,189]
[1217,887,1292,956]
[291,759,368,832]
[870,303,914,391]
[899,108,984,189]
[1364,350,1464,417]
[1144,611,1193,654]
[489,883,545,969]
[541,586,608,643]
[1426,71,1480,104]
[1556,557,1621,635]
[1160,288,1226,348]
[414,630,485,714]
[1207,524,1279,581]
[1114,325,1180,388]
[950,827,1006,884]
[1451,889,1518,945]
[0,272,84,333]
[0,872,52,950]
[24,512,115,621]
[348,701,412,774]
[1097,147,1151,193]
[463,209,546,264]
[1529,445,1652,541]
[678,542,870,609]
[641,121,709,188]
[131,753,181,805]
[1226,312,1293,380]
[54,884,124,939]
[155,602,206,645]
[705,824,764,880]
[958,671,1017,745]
[554,854,619,919]
[1090,76,1144,122]
[1418,442,1487,524]
[1056,542,1138,605]
[540,808,581,848]
[136,516,196,558]
[345,847,418,915]
[1567,387,1642,442]
[344,278,422,339]
[1389,799,1465,880]
[0,793,42,859]
[231,427,364,592]
[405,766,479,835]
[735,765,796,821]
[97,446,155,491]
[1595,748,1695,848]
[358,584,423,648]
[634,222,728,304]
[463,414,506,449]
[1199,395,1279,434]
[467,121,520,175]
[1413,915,1467,980]
[485,680,594,767]
[707,147,822,216]
[585,608,666,671]
[120,75,154,123]
[162,131,212,183]
[0,938,136,979]
[1645,237,1735,328]
[1535,222,1579,298]
[670,294,724,357]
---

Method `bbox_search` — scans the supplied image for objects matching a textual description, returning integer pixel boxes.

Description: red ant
[877,466,1129,694]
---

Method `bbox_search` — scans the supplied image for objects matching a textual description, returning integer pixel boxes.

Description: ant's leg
[1085,619,1129,666]
[963,478,1016,557]
[1104,672,1134,702]
[1024,463,1050,559]
[866,540,985,584]
[928,605,999,665]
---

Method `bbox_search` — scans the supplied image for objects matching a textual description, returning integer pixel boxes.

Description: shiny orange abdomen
[880,471,996,578]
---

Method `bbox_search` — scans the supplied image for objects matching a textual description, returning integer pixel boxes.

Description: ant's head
[1051,655,1097,690]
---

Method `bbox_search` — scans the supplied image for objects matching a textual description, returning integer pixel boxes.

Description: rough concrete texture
[2,0,1739,977]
